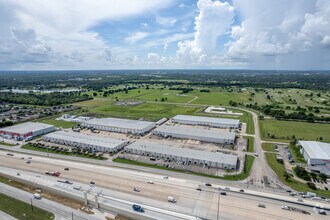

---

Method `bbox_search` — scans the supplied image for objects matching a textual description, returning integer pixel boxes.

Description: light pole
[217,189,220,220]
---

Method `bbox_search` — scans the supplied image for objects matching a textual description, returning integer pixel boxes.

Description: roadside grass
[264,152,330,197]
[289,144,307,164]
[261,143,275,152]
[246,137,254,152]
[113,155,255,181]
[0,192,54,220]
[21,144,107,160]
[259,119,330,143]
[0,142,16,147]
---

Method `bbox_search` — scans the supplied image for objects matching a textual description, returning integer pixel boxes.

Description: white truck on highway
[306,192,316,198]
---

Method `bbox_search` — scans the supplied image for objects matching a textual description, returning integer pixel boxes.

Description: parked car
[64,168,70,171]
[196,187,202,191]
[134,188,140,192]
[26,161,31,164]
[147,180,154,184]
[90,181,95,186]
[281,205,290,210]
[258,204,266,208]
[205,183,212,186]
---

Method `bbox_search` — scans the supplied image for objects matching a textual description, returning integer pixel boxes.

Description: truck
[45,171,60,177]
[306,192,316,198]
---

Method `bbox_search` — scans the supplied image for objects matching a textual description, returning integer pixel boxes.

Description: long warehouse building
[43,131,128,153]
[125,142,238,169]
[172,114,240,129]
[153,125,236,144]
[80,117,156,135]
[0,122,55,140]
[299,141,330,176]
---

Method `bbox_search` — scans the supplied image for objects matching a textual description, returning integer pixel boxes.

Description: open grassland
[265,153,330,197]
[259,119,330,142]
[261,143,276,152]
[0,192,54,220]
[190,90,250,105]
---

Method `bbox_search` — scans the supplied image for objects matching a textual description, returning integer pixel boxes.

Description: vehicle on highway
[6,153,14,156]
[312,197,322,201]
[90,181,95,186]
[297,198,304,202]
[167,196,176,203]
[225,187,230,190]
[306,192,316,198]
[253,153,258,157]
[239,189,244,192]
[134,188,140,192]
[298,191,305,195]
[20,157,24,159]
[258,204,266,208]
[16,173,21,176]
[289,192,296,196]
[57,180,73,184]
[33,193,42,200]
[132,204,144,212]
[281,205,290,210]
[205,183,212,186]
[147,180,154,184]
[28,157,32,159]
[163,176,168,179]
[64,168,69,171]
[326,198,330,203]
[317,209,326,215]
[286,190,292,193]
[196,187,202,191]
[26,161,31,164]
[45,171,60,177]
[73,186,81,191]
[220,192,227,195]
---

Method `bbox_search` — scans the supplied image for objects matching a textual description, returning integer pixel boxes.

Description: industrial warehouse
[125,142,238,169]
[298,141,330,176]
[80,117,156,135]
[153,125,236,144]
[172,114,240,129]
[43,131,128,153]
[0,122,55,140]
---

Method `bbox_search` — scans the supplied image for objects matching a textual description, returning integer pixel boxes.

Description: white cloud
[176,0,235,64]
[156,15,177,26]
[163,43,169,52]
[124,32,149,44]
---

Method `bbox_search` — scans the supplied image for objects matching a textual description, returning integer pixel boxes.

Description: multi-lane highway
[0,151,328,219]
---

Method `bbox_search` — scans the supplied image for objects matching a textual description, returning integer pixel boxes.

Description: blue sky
[0,0,330,70]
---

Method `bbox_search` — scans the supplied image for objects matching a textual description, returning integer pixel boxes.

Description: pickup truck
[45,171,60,177]
[132,204,144,212]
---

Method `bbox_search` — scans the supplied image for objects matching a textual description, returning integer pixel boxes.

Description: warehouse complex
[80,117,156,135]
[153,125,236,144]
[172,114,240,129]
[0,122,55,140]
[125,142,238,169]
[299,141,330,176]
[43,131,128,153]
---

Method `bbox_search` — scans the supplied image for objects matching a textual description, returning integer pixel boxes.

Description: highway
[0,152,329,220]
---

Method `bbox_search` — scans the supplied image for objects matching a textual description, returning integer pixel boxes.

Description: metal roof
[44,131,127,149]
[126,141,238,166]
[83,117,155,130]
[0,122,54,134]
[153,125,236,140]
[299,141,330,160]
[172,114,240,125]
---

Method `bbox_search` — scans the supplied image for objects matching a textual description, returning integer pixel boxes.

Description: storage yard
[43,130,128,153]
[0,122,55,140]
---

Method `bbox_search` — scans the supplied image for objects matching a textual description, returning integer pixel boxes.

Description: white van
[168,196,176,203]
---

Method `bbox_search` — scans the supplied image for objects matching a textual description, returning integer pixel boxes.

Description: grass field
[0,142,16,147]
[259,119,330,142]
[265,153,330,197]
[113,155,255,181]
[0,192,54,220]
[22,144,107,160]
[246,137,254,152]
[261,143,275,152]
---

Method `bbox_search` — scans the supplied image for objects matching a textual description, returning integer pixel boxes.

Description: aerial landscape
[0,0,330,220]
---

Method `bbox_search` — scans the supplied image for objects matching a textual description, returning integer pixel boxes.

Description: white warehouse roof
[0,122,54,134]
[126,141,238,166]
[172,114,240,126]
[154,125,236,140]
[44,131,127,149]
[83,117,155,130]
[299,141,330,160]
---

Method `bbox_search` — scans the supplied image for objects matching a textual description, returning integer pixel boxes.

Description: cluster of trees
[293,166,311,181]
[100,86,138,97]
[0,92,91,106]
[200,89,210,92]
[0,120,14,128]
[169,87,193,93]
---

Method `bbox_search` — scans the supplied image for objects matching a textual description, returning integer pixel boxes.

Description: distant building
[0,122,55,140]
[43,131,128,153]
[299,141,330,176]
[80,117,155,135]
[153,125,236,144]
[125,141,238,169]
[172,114,240,129]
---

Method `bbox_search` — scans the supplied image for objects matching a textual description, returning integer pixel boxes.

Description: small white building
[125,142,238,169]
[43,131,128,153]
[299,141,330,176]
[0,122,55,140]
[80,117,155,135]
[153,125,236,144]
[172,114,240,129]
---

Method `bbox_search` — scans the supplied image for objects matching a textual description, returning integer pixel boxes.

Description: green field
[261,143,275,152]
[0,192,54,220]
[265,153,330,197]
[246,137,254,152]
[0,142,16,147]
[113,155,255,181]
[259,119,330,142]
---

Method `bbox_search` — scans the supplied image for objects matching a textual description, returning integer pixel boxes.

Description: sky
[0,0,330,70]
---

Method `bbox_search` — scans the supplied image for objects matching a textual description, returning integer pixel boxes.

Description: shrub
[307,182,316,190]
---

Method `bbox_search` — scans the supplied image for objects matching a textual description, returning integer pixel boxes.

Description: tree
[93,92,97,97]
[318,173,327,181]
[283,171,290,180]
